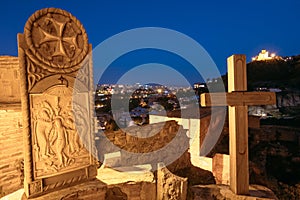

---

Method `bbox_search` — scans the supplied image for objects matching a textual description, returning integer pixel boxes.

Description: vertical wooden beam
[227,55,249,194]
[227,55,247,92]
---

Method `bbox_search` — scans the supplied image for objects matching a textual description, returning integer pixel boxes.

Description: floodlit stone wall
[0,56,20,103]
[0,56,23,197]
[149,115,201,157]
[98,120,190,170]
[0,104,23,197]
[107,182,156,200]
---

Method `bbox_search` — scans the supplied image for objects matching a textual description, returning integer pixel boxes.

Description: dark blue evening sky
[0,0,299,85]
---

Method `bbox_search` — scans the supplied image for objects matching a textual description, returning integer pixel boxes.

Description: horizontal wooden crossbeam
[201,91,276,107]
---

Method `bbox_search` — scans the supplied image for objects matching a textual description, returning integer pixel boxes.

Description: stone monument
[18,8,97,198]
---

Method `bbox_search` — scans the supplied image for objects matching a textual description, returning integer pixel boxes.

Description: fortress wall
[0,56,20,103]
[0,104,23,197]
[0,56,23,196]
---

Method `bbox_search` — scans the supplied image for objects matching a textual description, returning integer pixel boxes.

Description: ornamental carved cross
[201,55,276,195]
[38,17,79,59]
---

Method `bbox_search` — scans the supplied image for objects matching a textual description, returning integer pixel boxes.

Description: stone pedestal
[21,180,107,200]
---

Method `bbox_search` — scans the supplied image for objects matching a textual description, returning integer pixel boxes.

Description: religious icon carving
[31,85,90,178]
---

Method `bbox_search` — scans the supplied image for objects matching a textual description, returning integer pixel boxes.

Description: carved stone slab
[157,163,188,200]
[18,8,97,198]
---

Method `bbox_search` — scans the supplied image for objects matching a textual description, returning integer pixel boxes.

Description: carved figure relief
[31,85,90,177]
[157,165,187,200]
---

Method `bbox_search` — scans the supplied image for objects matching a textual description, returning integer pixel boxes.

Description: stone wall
[107,182,156,200]
[277,92,300,107]
[149,115,201,157]
[250,125,300,145]
[0,56,23,197]
[0,104,23,197]
[98,120,190,171]
[0,56,20,103]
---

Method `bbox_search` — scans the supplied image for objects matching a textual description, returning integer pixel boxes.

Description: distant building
[193,82,208,96]
[193,82,207,89]
[252,49,282,61]
[254,87,282,93]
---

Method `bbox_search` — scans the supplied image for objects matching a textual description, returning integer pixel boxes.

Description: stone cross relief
[37,15,79,60]
[201,55,276,195]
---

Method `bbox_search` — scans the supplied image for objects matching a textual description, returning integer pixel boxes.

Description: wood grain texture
[228,55,247,92]
[229,105,249,194]
[227,54,249,195]
[201,92,276,107]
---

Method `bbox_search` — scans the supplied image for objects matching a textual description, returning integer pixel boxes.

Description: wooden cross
[200,55,276,195]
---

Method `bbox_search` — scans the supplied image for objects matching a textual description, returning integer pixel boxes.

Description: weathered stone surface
[97,167,156,200]
[98,121,190,171]
[106,182,156,200]
[169,151,216,187]
[166,150,192,173]
[0,56,20,103]
[0,104,23,197]
[190,184,278,200]
[106,187,128,200]
[172,165,216,187]
[18,8,97,198]
[21,180,107,200]
[97,167,155,185]
[202,123,300,199]
[157,163,188,200]
[276,92,300,107]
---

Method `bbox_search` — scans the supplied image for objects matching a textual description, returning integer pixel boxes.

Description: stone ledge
[21,179,107,200]
[97,166,155,185]
[190,184,278,200]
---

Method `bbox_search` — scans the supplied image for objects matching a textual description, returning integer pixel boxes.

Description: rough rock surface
[190,184,278,200]
[209,125,300,200]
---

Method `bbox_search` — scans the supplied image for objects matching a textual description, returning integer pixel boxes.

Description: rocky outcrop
[210,125,300,200]
[277,92,300,108]
[190,184,278,200]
